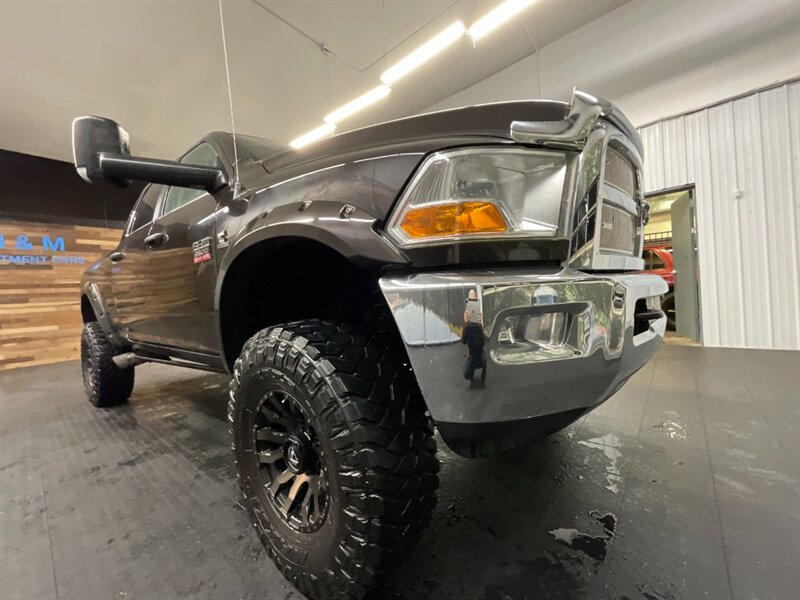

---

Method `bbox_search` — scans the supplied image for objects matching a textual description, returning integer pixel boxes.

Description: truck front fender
[214,200,407,312]
[82,282,125,347]
[212,201,409,371]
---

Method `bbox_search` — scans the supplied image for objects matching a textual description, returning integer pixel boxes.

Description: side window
[128,184,162,234]
[644,250,665,270]
[160,142,223,216]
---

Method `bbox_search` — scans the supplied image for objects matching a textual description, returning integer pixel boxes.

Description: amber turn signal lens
[400,201,508,239]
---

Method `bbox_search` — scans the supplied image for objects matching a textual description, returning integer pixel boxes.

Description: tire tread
[229,318,438,599]
[80,322,134,407]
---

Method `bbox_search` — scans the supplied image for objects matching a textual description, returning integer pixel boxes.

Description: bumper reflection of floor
[663,330,701,346]
[1,344,797,599]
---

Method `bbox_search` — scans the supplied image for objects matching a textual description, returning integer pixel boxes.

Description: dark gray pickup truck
[73,88,666,599]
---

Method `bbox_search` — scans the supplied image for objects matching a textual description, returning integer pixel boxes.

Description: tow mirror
[72,116,130,184]
[71,116,227,191]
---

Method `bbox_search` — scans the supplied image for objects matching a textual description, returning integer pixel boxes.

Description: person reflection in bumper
[462,290,487,388]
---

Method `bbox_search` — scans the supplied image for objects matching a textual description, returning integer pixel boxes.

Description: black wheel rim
[253,390,330,533]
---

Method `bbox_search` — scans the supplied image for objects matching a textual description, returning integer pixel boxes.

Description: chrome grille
[570,181,598,254]
[550,91,644,270]
[599,204,637,255]
[604,146,637,197]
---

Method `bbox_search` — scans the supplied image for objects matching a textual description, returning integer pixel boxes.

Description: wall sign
[0,218,122,371]
[0,232,87,265]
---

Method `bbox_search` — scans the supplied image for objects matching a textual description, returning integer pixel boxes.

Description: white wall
[427,0,800,349]
[640,82,799,350]
[428,0,800,128]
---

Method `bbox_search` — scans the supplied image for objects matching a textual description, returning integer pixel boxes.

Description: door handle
[144,232,169,248]
[110,251,126,262]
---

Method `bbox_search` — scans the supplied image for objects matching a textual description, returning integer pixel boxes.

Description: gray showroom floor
[1,343,798,600]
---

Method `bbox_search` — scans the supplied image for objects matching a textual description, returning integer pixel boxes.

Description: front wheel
[80,321,134,407]
[229,320,439,599]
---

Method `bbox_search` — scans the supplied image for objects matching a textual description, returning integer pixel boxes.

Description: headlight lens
[386,147,568,246]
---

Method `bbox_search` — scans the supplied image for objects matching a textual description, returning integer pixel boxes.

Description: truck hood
[264,100,569,173]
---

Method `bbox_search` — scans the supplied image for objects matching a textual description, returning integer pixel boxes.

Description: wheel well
[81,295,97,323]
[218,237,387,370]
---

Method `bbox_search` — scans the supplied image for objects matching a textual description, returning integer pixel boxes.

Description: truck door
[110,183,164,341]
[133,142,224,353]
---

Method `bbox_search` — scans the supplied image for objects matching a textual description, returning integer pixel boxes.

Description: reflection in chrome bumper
[379,268,667,429]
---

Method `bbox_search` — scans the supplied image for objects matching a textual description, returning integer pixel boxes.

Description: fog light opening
[498,312,569,350]
[633,297,663,336]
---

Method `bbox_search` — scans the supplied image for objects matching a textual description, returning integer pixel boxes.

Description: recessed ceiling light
[290,123,336,149]
[468,0,535,41]
[324,85,392,124]
[380,21,466,85]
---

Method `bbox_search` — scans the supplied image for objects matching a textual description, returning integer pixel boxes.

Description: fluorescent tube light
[468,0,535,41]
[324,85,392,124]
[380,21,466,85]
[290,123,336,149]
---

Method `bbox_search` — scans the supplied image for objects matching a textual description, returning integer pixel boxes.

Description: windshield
[234,134,288,161]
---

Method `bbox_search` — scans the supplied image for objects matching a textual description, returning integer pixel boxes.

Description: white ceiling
[0,0,627,162]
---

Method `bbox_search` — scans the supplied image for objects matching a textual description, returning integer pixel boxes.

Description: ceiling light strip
[380,20,466,85]
[288,1,539,149]
[468,0,535,41]
[324,84,392,124]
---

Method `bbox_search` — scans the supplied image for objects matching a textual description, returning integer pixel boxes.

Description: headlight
[386,147,569,246]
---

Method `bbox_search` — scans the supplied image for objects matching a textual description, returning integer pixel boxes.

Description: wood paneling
[0,219,122,370]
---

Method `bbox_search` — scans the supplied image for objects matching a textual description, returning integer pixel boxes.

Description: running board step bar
[112,351,227,373]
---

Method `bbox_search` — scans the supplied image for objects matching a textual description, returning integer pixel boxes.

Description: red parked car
[642,243,676,330]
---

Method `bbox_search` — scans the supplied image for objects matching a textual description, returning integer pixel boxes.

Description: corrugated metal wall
[639,81,800,349]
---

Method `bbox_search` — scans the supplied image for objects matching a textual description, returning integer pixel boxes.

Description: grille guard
[510,88,643,157]
[509,89,647,272]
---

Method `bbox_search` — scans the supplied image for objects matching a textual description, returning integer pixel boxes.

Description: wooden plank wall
[0,219,121,370]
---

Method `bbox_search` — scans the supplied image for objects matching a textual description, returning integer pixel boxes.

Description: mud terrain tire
[80,321,134,407]
[229,320,439,599]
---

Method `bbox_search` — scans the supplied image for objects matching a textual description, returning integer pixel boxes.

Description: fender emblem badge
[192,236,213,263]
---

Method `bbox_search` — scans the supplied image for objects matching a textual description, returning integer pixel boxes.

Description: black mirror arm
[97,153,228,191]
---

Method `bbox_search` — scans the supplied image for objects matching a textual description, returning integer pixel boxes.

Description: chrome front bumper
[380,268,667,439]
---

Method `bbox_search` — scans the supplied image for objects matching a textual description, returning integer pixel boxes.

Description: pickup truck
[72,88,666,599]
[642,242,676,329]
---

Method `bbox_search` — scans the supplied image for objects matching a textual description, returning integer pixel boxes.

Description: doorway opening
[643,185,702,344]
